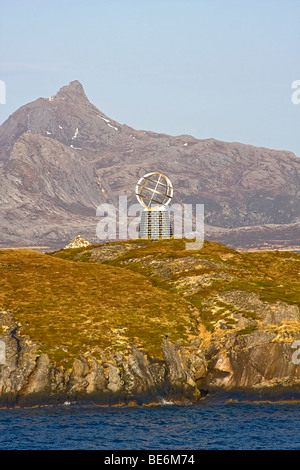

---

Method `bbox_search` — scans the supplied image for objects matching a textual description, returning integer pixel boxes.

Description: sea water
[0,400,299,450]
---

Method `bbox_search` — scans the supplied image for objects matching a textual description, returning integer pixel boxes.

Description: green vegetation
[65,239,298,332]
[0,238,299,367]
[237,324,258,335]
[0,247,199,365]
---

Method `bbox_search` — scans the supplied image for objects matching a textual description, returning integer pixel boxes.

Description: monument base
[139,208,172,240]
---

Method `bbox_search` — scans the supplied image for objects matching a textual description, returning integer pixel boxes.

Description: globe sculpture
[135,172,173,239]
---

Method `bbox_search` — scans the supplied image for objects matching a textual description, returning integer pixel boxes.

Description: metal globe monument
[136,172,173,240]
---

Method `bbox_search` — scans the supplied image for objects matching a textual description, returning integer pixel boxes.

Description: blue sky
[0,0,299,155]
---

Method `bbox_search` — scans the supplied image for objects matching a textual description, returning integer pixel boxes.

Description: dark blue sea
[0,400,299,450]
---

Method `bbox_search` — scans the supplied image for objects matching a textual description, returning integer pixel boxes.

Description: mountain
[0,80,299,250]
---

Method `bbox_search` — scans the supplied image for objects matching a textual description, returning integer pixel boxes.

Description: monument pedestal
[139,208,172,240]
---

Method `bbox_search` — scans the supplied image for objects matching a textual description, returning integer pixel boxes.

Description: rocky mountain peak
[54,80,88,100]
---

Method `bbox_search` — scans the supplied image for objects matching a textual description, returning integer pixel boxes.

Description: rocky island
[0,238,299,407]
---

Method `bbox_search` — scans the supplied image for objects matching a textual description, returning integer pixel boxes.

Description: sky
[0,0,299,155]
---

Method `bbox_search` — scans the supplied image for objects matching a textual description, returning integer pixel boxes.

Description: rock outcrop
[64,235,91,249]
[1,299,300,407]
[203,329,300,391]
[0,309,207,407]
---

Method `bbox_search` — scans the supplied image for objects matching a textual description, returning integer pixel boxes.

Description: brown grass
[0,248,198,365]
[1,239,299,365]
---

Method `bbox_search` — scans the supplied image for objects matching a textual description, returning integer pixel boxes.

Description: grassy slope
[52,238,300,331]
[0,238,299,366]
[0,245,199,365]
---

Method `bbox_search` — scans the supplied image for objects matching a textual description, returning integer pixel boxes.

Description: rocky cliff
[0,308,207,407]
[0,239,299,407]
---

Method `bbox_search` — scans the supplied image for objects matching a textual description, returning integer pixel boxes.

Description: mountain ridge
[0,80,299,250]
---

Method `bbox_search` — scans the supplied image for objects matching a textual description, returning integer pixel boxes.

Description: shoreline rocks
[1,307,300,408]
